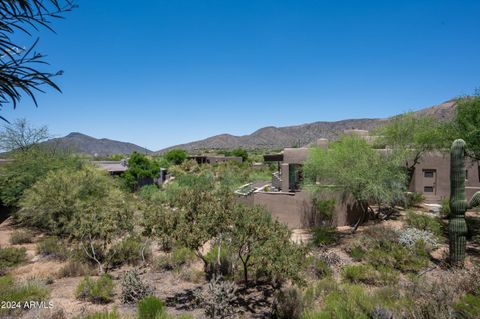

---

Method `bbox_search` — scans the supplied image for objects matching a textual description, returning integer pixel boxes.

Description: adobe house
[93,160,128,175]
[237,129,480,229]
[409,151,480,202]
[187,155,243,164]
[237,138,363,229]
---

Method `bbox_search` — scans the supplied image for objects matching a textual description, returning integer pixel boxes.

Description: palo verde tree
[374,112,450,185]
[18,166,133,273]
[304,135,407,231]
[452,93,480,160]
[0,0,76,122]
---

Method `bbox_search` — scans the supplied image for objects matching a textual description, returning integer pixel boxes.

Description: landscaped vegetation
[1,96,480,317]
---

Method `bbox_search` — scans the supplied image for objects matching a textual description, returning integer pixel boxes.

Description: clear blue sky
[3,0,480,150]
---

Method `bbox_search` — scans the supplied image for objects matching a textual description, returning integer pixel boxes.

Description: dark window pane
[424,186,434,193]
[424,170,434,178]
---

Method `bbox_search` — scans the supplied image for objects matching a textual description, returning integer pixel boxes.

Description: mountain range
[45,99,457,156]
[155,99,457,153]
[45,132,152,157]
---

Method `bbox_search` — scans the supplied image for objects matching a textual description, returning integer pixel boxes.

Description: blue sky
[2,0,480,150]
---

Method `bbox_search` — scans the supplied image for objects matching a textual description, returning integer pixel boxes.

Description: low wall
[237,190,362,229]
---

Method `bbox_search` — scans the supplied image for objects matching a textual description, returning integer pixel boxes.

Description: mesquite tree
[449,139,480,264]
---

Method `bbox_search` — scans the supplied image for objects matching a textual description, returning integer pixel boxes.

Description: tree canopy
[123,152,160,191]
[374,112,450,183]
[452,94,480,160]
[0,0,76,121]
[164,149,187,165]
[304,135,407,229]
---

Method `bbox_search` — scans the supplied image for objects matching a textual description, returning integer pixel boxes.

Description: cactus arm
[469,192,480,209]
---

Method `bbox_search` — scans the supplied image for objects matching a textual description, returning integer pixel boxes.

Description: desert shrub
[123,152,160,191]
[341,264,377,285]
[197,276,237,319]
[178,269,204,283]
[342,264,399,286]
[0,275,50,316]
[137,296,166,319]
[310,258,332,279]
[347,245,367,261]
[317,250,342,266]
[36,236,69,260]
[440,197,450,217]
[9,229,34,244]
[403,267,480,319]
[0,247,27,275]
[273,286,304,319]
[18,166,133,240]
[107,236,151,268]
[405,192,425,208]
[204,244,235,279]
[120,269,154,304]
[83,309,120,319]
[75,275,115,304]
[312,226,338,246]
[406,211,443,236]
[454,293,480,319]
[156,247,196,271]
[397,227,438,250]
[58,260,95,278]
[138,184,160,200]
[355,226,430,273]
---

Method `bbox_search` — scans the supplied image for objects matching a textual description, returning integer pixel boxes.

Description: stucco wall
[237,190,362,229]
[410,151,480,202]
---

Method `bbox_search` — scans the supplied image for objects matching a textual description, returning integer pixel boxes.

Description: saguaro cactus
[449,139,480,264]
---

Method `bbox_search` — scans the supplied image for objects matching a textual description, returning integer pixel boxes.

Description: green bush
[341,264,377,285]
[156,247,196,271]
[454,293,480,319]
[137,296,166,319]
[138,184,159,200]
[354,226,430,273]
[36,236,68,260]
[18,166,133,240]
[273,286,304,319]
[107,236,151,268]
[341,264,399,286]
[0,275,49,316]
[75,275,115,304]
[406,211,443,236]
[308,257,332,279]
[440,197,450,218]
[347,245,366,261]
[9,230,34,244]
[312,227,338,246]
[0,247,27,275]
[405,192,425,208]
[83,308,120,319]
[58,260,95,278]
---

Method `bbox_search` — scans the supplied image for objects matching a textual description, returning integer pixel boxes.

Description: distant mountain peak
[156,99,457,153]
[45,133,152,157]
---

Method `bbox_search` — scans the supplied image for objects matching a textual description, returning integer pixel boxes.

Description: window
[424,186,434,193]
[423,170,434,178]
[466,170,469,180]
